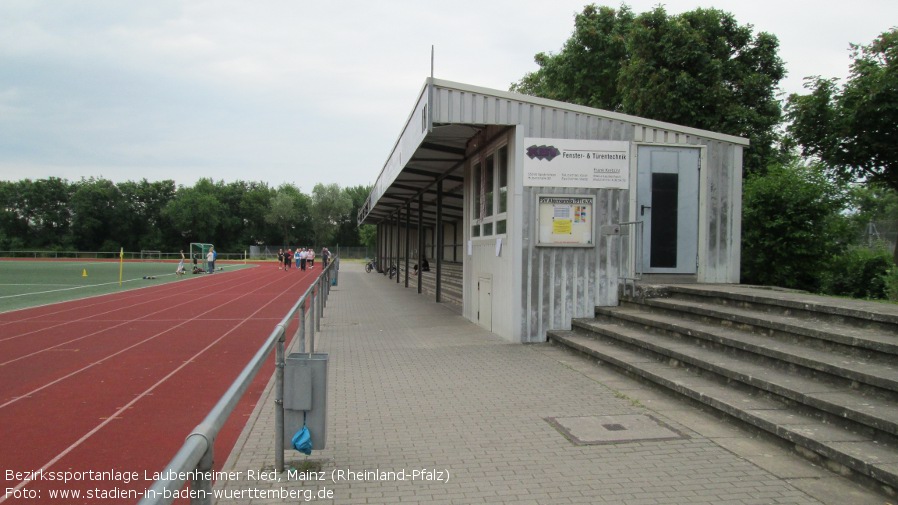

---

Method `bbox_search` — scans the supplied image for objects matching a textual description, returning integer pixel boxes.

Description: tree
[787,28,898,192]
[0,180,29,249]
[333,185,372,247]
[741,162,852,292]
[162,182,223,244]
[786,28,898,262]
[310,183,351,246]
[359,224,376,251]
[238,182,278,246]
[265,184,308,246]
[511,4,786,174]
[118,179,176,250]
[70,177,126,251]
[21,178,73,248]
[511,4,634,110]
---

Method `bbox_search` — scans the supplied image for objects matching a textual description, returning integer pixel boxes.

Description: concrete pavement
[215,262,891,505]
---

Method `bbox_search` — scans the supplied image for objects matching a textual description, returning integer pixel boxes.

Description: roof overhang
[358,78,750,227]
[358,123,476,227]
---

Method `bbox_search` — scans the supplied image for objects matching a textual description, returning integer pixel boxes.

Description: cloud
[2,0,898,190]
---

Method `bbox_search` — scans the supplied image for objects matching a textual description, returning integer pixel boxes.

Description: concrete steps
[392,260,463,307]
[547,284,898,497]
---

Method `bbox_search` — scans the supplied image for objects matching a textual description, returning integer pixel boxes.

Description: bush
[821,246,893,299]
[741,163,850,292]
[884,267,898,301]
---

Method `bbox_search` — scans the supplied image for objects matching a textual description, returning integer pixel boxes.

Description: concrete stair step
[393,263,463,307]
[660,285,898,333]
[639,296,898,357]
[548,328,898,492]
[595,305,898,394]
[572,318,898,438]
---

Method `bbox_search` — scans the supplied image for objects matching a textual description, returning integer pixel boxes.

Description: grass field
[0,259,255,313]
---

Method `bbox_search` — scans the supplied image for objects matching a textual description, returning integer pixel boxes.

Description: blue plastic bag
[292,425,312,455]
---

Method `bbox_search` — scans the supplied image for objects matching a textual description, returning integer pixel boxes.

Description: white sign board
[523,139,630,189]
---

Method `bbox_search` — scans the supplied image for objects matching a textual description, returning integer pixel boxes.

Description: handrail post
[274,332,286,472]
[298,302,306,354]
[191,443,214,505]
[314,283,321,332]
[322,271,328,309]
[317,278,323,330]
[309,289,316,353]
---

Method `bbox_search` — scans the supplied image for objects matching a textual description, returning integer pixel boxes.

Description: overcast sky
[2,1,895,192]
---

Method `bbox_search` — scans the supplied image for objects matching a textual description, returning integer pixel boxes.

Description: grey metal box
[284,352,328,450]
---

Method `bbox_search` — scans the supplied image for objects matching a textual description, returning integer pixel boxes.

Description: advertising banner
[523,139,630,189]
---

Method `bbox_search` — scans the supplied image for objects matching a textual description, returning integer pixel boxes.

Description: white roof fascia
[430,77,750,147]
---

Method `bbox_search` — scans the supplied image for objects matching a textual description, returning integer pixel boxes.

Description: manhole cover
[545,414,687,445]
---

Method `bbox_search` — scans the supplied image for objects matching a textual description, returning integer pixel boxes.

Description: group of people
[175,247,216,277]
[277,247,330,271]
[171,245,334,278]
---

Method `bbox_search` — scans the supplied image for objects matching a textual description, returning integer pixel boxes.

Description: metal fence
[0,250,250,261]
[137,258,340,505]
[864,220,897,254]
[248,246,371,260]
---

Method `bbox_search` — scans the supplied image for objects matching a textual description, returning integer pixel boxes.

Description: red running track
[0,263,317,504]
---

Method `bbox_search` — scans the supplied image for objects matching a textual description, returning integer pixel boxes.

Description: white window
[471,145,508,238]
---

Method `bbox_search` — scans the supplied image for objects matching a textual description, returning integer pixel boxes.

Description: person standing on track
[277,248,284,269]
[308,248,315,269]
[207,247,216,274]
[284,248,292,270]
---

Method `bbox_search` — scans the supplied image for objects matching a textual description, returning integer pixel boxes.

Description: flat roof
[359,78,749,226]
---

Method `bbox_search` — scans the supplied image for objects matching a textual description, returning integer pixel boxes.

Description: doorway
[636,146,700,274]
[477,275,492,331]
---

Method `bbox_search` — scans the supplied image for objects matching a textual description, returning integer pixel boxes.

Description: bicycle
[387,262,398,278]
[365,258,377,273]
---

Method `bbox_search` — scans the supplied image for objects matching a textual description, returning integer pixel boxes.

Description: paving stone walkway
[215,262,891,505]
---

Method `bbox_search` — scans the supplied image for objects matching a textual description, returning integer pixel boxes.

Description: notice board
[536,195,595,247]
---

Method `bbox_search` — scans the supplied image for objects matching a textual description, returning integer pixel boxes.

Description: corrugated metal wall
[515,111,632,342]
[428,81,742,342]
[635,127,742,284]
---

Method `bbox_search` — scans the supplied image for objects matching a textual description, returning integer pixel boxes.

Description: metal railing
[137,258,340,505]
[616,221,643,297]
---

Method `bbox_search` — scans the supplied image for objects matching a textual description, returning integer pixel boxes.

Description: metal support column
[404,201,410,287]
[436,180,443,303]
[396,210,401,284]
[417,195,423,294]
[453,223,457,262]
[385,219,390,275]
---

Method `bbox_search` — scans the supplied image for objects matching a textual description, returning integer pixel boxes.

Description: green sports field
[0,259,254,313]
